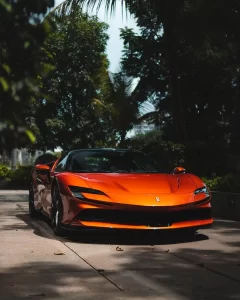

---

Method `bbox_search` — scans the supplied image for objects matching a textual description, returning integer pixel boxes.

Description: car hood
[76,173,201,194]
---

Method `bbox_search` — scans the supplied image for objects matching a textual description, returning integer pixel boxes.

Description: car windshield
[69,150,162,173]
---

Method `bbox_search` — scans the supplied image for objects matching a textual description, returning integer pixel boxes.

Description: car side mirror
[35,164,50,171]
[173,167,186,174]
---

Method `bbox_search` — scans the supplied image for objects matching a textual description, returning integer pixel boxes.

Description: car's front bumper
[61,195,213,231]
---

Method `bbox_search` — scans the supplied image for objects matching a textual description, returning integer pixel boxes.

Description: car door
[44,156,68,216]
[33,164,52,214]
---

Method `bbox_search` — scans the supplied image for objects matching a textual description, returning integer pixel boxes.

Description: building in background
[10,149,44,168]
[133,122,156,136]
[0,149,44,168]
[127,101,157,137]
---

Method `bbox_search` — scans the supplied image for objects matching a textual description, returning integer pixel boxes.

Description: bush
[202,176,223,191]
[0,165,32,189]
[10,165,33,184]
[185,142,229,177]
[202,173,240,193]
[0,165,11,180]
[128,131,186,172]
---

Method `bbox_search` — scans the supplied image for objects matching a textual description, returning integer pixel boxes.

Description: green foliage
[120,1,236,145]
[0,165,11,180]
[202,176,223,191]
[128,130,163,147]
[202,174,240,193]
[0,0,55,150]
[97,70,146,146]
[30,6,115,151]
[4,0,239,179]
[0,164,32,187]
[184,142,229,177]
[117,0,239,176]
[10,166,33,183]
[128,130,186,171]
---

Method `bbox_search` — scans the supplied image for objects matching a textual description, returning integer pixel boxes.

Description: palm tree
[55,0,127,16]
[55,0,187,143]
[99,70,147,146]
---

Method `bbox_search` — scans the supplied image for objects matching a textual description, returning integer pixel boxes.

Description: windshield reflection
[69,151,163,173]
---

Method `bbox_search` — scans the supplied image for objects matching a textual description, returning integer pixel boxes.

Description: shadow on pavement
[1,204,240,299]
[0,248,240,299]
[0,212,55,241]
[14,213,58,241]
[64,229,209,246]
[226,241,240,248]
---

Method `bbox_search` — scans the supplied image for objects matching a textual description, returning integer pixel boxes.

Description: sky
[54,0,139,72]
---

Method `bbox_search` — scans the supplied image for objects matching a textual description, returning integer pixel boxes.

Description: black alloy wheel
[52,185,65,236]
[29,184,39,218]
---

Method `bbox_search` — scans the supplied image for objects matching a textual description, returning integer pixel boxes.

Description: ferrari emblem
[156,197,160,202]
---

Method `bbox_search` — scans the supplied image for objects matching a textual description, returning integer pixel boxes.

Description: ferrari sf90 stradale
[29,149,213,236]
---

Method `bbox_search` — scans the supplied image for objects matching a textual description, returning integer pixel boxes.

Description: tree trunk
[119,130,126,147]
[163,1,187,144]
[230,73,240,155]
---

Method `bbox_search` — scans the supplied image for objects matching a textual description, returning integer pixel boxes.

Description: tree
[56,0,240,176]
[31,6,115,151]
[127,129,186,171]
[55,0,189,143]
[118,1,240,176]
[99,70,144,146]
[119,25,170,134]
[0,0,55,151]
[56,0,240,146]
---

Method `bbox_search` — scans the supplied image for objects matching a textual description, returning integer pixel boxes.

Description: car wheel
[52,185,65,237]
[29,184,39,218]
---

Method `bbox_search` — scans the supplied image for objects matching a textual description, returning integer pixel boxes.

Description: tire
[51,185,65,237]
[29,184,39,218]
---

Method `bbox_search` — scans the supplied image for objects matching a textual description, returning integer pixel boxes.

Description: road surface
[0,190,240,299]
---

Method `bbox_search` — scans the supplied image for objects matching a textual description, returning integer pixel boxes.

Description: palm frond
[131,77,149,103]
[54,0,126,17]
[115,73,135,95]
[92,98,107,108]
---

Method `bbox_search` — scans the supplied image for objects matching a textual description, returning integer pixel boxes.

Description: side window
[55,156,68,172]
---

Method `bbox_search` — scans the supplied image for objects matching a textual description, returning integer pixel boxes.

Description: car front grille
[77,208,212,227]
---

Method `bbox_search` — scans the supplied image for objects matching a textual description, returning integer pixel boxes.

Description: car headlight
[194,186,210,195]
[68,186,106,199]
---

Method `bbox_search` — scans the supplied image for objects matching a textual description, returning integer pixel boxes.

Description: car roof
[68,148,139,155]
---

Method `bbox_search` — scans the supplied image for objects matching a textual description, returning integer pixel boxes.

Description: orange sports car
[29,148,213,236]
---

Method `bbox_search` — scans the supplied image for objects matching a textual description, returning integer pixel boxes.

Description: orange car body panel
[31,151,213,231]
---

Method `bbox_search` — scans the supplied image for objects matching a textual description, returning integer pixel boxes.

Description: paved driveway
[0,190,240,299]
